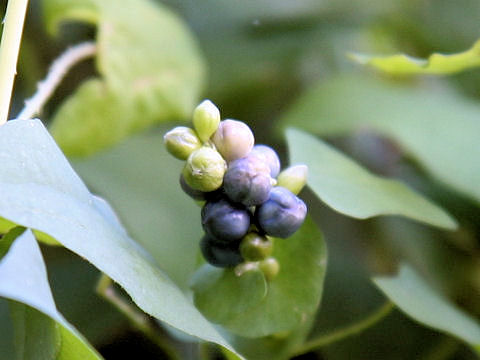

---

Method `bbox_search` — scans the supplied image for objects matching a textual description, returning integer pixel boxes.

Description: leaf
[95,0,205,120]
[9,302,61,360]
[192,216,327,338]
[45,0,206,156]
[0,299,16,359]
[72,128,203,290]
[0,227,26,260]
[49,80,137,157]
[373,264,480,353]
[280,74,480,204]
[350,40,480,75]
[43,0,98,34]
[286,128,456,229]
[0,119,242,358]
[0,229,102,359]
[190,265,268,325]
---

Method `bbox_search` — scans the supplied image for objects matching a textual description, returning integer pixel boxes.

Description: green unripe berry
[259,257,280,281]
[164,126,201,160]
[211,119,254,162]
[240,232,273,261]
[183,147,227,192]
[276,164,308,195]
[193,100,221,142]
[234,261,260,277]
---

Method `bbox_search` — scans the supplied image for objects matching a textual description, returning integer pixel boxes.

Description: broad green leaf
[0,300,15,360]
[95,0,205,120]
[43,0,98,34]
[281,74,480,204]
[190,265,268,325]
[373,264,480,353]
[0,119,242,358]
[0,227,25,260]
[221,321,314,360]
[287,129,456,229]
[49,80,137,157]
[9,302,60,360]
[0,229,102,359]
[45,0,205,156]
[192,216,327,338]
[350,40,480,75]
[72,127,202,290]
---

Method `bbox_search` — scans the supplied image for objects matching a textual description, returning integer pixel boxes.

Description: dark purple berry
[255,187,307,238]
[201,198,251,243]
[200,234,243,267]
[223,155,272,206]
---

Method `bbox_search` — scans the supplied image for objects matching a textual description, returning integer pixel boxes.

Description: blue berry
[201,198,251,243]
[223,155,272,206]
[200,234,243,267]
[255,187,307,238]
[250,145,281,178]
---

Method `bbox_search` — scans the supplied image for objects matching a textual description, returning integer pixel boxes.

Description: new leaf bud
[164,126,201,160]
[193,100,221,142]
[183,147,227,192]
[276,164,308,195]
[211,119,254,162]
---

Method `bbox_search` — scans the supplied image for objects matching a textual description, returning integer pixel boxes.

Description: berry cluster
[164,100,308,281]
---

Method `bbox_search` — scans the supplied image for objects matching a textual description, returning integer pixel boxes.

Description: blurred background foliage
[1,0,480,359]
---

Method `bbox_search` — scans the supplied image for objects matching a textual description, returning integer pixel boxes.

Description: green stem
[0,0,29,125]
[292,301,395,357]
[96,274,181,360]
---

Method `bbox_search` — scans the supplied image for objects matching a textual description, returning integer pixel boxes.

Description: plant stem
[96,273,181,360]
[292,301,395,357]
[0,0,29,125]
[17,41,96,120]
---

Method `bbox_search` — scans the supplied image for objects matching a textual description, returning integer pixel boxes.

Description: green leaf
[287,128,456,229]
[43,0,98,34]
[350,40,480,75]
[0,229,102,359]
[9,302,61,360]
[373,264,480,354]
[72,127,203,290]
[0,119,242,358]
[190,265,268,326]
[0,227,25,260]
[95,0,205,120]
[281,74,480,204]
[46,0,205,156]
[192,216,327,338]
[49,80,137,157]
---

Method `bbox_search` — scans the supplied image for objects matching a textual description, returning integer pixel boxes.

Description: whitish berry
[250,145,281,178]
[211,119,254,162]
